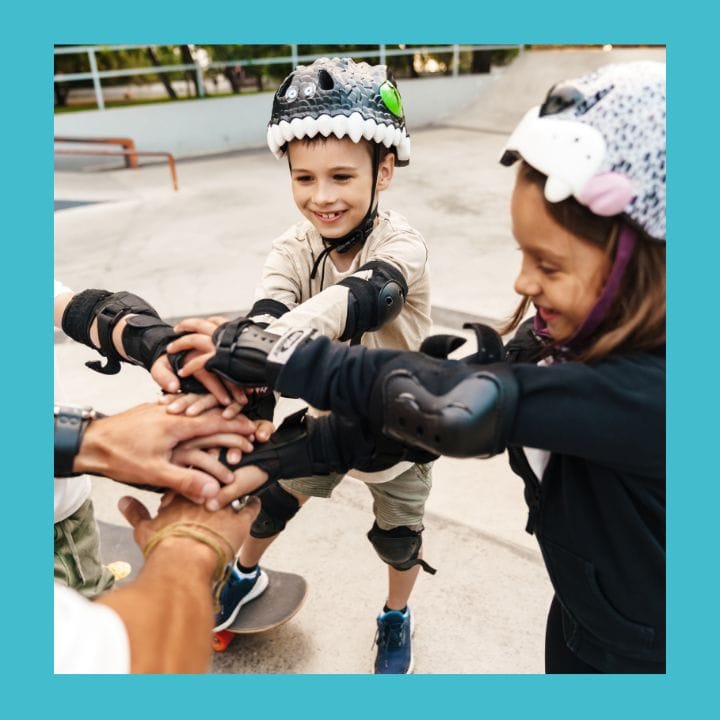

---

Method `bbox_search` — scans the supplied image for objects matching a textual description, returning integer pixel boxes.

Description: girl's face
[511,175,612,343]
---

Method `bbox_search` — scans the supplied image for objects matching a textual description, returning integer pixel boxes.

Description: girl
[175,61,666,673]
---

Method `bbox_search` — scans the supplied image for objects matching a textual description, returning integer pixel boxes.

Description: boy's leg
[239,472,343,565]
[367,462,433,606]
[237,487,310,568]
[367,462,433,674]
[215,473,343,630]
[54,498,115,598]
[386,563,421,611]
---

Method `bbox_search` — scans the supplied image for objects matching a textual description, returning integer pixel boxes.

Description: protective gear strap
[461,323,505,364]
[367,522,436,574]
[92,291,163,374]
[242,390,276,421]
[369,354,519,458]
[249,482,300,538]
[209,319,280,388]
[338,260,408,342]
[419,334,466,359]
[121,314,177,372]
[61,289,112,347]
[63,290,168,376]
[208,320,317,390]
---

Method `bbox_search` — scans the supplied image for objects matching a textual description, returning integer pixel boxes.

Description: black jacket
[276,327,666,672]
[505,323,665,673]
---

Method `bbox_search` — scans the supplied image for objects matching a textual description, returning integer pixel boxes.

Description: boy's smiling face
[287,136,394,240]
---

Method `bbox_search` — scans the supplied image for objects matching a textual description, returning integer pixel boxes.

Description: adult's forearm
[96,538,217,673]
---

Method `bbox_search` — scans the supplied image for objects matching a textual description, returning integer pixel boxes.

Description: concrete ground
[54,46,665,674]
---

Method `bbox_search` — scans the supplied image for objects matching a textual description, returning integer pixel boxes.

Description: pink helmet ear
[576,172,637,217]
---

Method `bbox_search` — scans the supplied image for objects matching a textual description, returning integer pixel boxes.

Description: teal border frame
[7,0,707,717]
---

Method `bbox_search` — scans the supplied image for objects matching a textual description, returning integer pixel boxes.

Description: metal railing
[54,44,521,111]
[54,137,179,190]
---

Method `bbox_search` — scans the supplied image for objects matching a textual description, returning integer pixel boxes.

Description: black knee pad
[367,522,436,574]
[250,482,301,538]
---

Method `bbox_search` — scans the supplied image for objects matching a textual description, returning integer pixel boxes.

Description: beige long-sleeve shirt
[255,209,432,483]
[256,209,431,351]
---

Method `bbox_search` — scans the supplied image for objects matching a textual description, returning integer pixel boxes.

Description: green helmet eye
[380,81,403,117]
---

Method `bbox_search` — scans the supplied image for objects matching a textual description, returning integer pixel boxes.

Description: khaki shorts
[54,498,115,598]
[280,462,433,531]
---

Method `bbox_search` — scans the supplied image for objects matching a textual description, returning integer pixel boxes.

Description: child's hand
[166,330,248,407]
[151,354,182,394]
[204,466,271,512]
[252,419,275,443]
[175,315,228,337]
[171,430,255,476]
[160,392,247,418]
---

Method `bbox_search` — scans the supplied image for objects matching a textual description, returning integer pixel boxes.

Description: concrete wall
[54,74,496,159]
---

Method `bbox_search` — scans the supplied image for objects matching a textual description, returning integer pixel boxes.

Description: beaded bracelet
[142,522,236,610]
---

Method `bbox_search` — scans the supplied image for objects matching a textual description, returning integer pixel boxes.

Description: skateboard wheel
[107,560,132,581]
[212,630,234,652]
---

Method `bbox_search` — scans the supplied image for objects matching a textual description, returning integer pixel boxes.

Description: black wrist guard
[54,404,97,477]
[61,289,112,347]
[207,319,317,389]
[222,408,435,490]
[243,389,276,421]
[121,314,177,372]
[62,290,169,375]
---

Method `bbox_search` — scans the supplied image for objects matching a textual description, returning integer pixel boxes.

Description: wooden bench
[54,136,138,168]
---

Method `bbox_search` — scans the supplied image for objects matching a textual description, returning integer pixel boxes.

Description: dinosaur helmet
[267,56,411,166]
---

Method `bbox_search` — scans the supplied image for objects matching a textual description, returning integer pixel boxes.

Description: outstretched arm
[95,493,258,673]
[204,408,437,510]
[55,287,242,405]
[59,402,258,502]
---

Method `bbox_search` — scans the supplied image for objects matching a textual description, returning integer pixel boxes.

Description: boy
[172,57,433,674]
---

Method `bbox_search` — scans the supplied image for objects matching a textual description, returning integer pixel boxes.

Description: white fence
[54,44,521,111]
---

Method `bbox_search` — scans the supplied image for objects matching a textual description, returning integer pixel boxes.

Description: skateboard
[98,521,308,652]
[212,568,308,652]
[98,520,144,583]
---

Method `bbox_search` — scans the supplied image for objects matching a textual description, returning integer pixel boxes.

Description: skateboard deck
[98,521,307,651]
[212,568,308,652]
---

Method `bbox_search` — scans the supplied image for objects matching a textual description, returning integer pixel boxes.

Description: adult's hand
[119,491,259,555]
[93,493,260,673]
[73,403,259,502]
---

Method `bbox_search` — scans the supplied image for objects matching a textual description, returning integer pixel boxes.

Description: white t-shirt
[54,279,92,522]
[522,358,552,482]
[54,583,130,674]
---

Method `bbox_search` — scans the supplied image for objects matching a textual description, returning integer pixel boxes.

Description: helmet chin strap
[310,143,382,281]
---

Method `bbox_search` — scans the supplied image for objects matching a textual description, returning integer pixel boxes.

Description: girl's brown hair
[502,162,666,362]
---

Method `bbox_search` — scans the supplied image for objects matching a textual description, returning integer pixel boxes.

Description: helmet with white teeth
[267,57,411,166]
[500,61,665,242]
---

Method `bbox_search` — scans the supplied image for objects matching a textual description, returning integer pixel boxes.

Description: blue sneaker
[374,607,414,674]
[213,565,269,631]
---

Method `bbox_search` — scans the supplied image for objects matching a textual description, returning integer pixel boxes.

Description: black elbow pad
[338,260,408,342]
[369,354,519,458]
